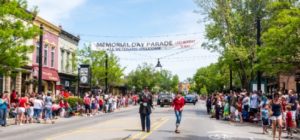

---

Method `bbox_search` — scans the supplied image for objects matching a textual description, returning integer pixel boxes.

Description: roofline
[61,29,80,42]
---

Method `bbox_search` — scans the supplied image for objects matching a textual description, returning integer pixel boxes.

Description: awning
[33,66,60,82]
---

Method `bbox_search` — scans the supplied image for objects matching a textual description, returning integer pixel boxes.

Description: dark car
[184,94,198,105]
[158,94,173,107]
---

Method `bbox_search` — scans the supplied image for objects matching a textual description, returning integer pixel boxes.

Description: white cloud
[27,0,86,24]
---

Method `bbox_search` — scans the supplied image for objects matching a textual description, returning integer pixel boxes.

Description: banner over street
[87,40,196,51]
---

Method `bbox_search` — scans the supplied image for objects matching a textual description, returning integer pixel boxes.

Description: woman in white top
[33,96,44,123]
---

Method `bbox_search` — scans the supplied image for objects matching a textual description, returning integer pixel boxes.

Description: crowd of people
[206,89,299,140]
[0,90,138,127]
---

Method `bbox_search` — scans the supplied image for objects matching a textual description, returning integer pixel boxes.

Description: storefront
[58,72,77,94]
[32,65,60,94]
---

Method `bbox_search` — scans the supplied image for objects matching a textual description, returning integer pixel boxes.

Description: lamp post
[256,17,262,92]
[38,24,43,94]
[156,58,162,69]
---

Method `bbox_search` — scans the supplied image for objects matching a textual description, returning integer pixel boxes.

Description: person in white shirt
[250,92,259,121]
[33,96,44,123]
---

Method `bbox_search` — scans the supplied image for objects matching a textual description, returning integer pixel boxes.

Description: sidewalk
[4,105,139,127]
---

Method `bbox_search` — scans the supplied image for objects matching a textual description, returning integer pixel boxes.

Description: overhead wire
[77,32,205,39]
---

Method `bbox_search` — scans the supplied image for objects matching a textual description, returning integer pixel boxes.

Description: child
[223,99,230,120]
[286,106,293,139]
[261,104,269,134]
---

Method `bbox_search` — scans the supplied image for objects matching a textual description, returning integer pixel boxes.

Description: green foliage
[78,46,125,87]
[0,0,40,73]
[64,96,83,108]
[194,0,300,90]
[193,62,240,94]
[259,1,300,74]
[125,63,179,93]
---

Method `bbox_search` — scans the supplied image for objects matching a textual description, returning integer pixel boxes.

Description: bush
[64,96,83,108]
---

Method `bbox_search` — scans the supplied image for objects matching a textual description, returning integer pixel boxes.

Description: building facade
[30,16,61,94]
[58,29,80,94]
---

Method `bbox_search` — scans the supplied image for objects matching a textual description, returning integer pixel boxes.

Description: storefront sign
[87,39,196,51]
[33,67,60,82]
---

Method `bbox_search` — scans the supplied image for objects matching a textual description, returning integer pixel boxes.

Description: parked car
[158,93,173,107]
[184,94,198,105]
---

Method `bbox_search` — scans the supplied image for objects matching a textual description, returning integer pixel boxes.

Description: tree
[125,63,179,93]
[126,63,157,92]
[193,62,240,94]
[79,46,124,88]
[0,0,39,73]
[258,1,300,75]
[195,0,271,90]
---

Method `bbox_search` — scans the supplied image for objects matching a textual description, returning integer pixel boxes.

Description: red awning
[33,66,60,82]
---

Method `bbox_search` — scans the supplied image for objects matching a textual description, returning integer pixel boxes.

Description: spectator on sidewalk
[98,97,104,112]
[33,96,44,123]
[230,92,237,122]
[242,92,250,121]
[261,104,269,134]
[44,93,53,123]
[0,92,9,127]
[52,102,60,119]
[288,90,298,130]
[84,93,91,116]
[236,96,243,123]
[18,93,28,125]
[250,91,260,122]
[10,90,18,106]
[270,93,283,140]
[286,105,294,139]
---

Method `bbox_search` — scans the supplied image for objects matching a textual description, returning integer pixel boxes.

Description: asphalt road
[0,101,294,140]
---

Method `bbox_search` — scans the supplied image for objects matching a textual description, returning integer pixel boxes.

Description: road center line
[140,118,169,140]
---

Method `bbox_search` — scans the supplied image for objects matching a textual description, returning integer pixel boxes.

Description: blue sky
[27,0,219,81]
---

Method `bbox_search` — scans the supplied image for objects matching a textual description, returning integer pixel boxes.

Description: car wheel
[193,102,196,105]
[160,104,164,107]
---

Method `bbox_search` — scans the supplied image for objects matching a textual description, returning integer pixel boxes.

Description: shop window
[36,42,40,63]
[44,44,48,66]
[51,47,55,67]
[61,49,64,72]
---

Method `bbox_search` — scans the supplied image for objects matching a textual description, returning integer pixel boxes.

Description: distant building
[178,82,190,94]
[58,28,80,94]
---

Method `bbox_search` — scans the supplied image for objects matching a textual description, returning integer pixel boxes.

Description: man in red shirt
[172,92,185,133]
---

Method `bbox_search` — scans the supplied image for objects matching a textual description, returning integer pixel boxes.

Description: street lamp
[38,24,44,95]
[156,58,162,68]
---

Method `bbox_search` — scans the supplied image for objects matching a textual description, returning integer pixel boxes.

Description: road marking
[140,118,169,140]
[128,117,168,140]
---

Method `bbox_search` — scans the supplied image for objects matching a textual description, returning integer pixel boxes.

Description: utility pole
[105,53,108,94]
[38,24,43,94]
[256,17,262,92]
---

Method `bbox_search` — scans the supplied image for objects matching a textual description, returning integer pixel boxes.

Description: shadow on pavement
[166,135,210,140]
[124,129,142,132]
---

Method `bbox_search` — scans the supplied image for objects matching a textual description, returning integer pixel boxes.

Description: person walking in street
[172,92,185,133]
[270,93,283,140]
[138,87,153,133]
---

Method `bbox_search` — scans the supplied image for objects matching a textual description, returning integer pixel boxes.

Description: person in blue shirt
[0,92,9,127]
[261,104,269,134]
